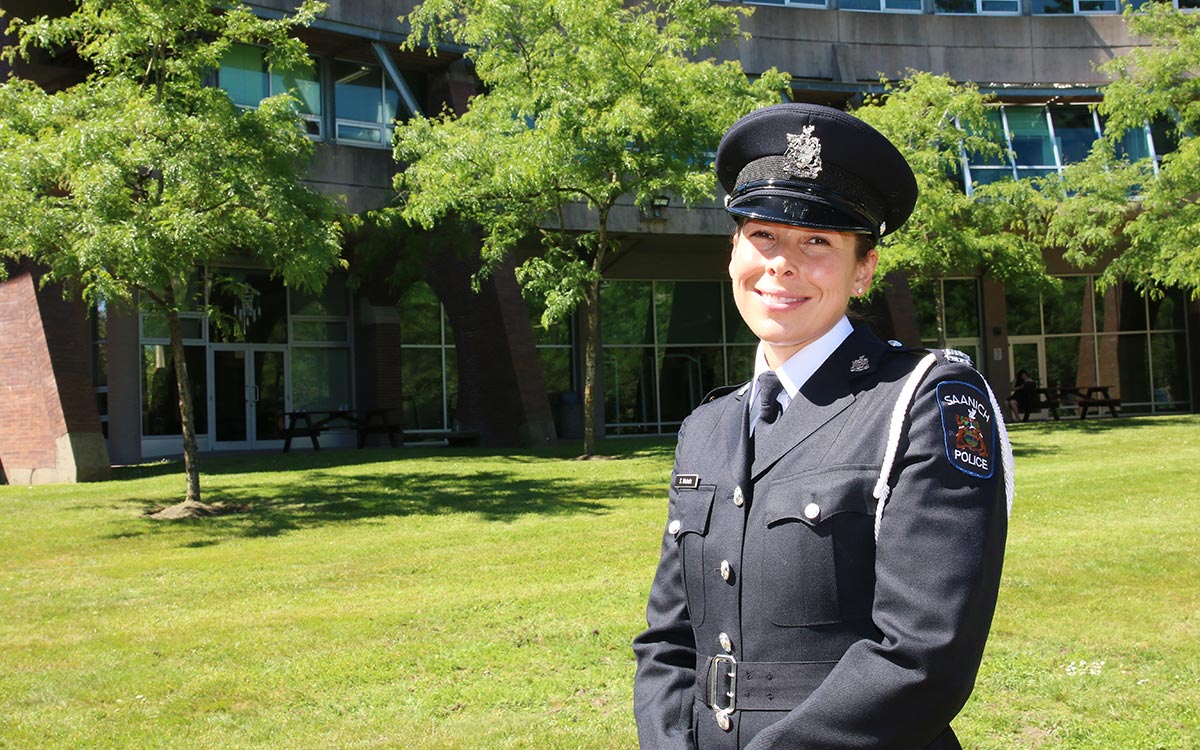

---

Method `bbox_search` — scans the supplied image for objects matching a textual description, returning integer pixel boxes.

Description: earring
[856,287,864,295]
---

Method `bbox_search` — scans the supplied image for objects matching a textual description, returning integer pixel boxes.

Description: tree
[1045,2,1200,298]
[854,72,1057,346]
[392,0,788,456]
[0,0,343,515]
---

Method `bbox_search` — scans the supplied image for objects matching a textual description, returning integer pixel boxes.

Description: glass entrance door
[211,347,288,449]
[1009,337,1047,419]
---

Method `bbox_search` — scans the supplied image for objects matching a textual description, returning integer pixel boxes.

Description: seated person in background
[1006,369,1037,421]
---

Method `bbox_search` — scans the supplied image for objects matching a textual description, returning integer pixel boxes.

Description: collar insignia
[784,125,822,180]
[850,355,869,373]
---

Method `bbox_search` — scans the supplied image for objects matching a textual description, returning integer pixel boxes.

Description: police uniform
[632,104,1012,750]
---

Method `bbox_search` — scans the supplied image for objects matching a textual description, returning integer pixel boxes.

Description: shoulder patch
[940,348,974,367]
[936,380,996,479]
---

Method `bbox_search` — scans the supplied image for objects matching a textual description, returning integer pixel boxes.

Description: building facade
[1,0,1197,482]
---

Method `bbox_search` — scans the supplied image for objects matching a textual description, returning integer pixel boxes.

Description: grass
[1,416,1198,749]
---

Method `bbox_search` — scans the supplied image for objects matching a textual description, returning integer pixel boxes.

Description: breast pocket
[669,485,715,627]
[758,467,877,627]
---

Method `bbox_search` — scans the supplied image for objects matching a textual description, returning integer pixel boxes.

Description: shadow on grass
[112,437,677,482]
[106,438,678,544]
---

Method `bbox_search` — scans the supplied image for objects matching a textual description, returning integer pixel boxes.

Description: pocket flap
[668,486,716,538]
[762,468,876,528]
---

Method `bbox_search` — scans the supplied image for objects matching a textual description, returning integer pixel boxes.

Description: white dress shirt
[748,316,854,436]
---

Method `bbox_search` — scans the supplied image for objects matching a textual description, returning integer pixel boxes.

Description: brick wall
[0,268,110,483]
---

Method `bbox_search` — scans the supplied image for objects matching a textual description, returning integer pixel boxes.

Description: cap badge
[784,125,823,180]
[850,355,869,373]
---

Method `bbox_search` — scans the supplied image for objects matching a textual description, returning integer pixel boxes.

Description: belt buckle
[707,654,737,720]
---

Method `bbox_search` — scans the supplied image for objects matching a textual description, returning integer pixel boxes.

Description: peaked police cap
[715,103,918,240]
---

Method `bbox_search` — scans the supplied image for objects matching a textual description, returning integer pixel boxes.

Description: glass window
[142,344,208,436]
[1005,285,1043,336]
[1050,106,1099,164]
[1006,107,1056,169]
[1044,277,1091,334]
[601,281,654,345]
[1115,281,1149,332]
[334,59,399,146]
[724,288,758,345]
[398,282,444,346]
[1077,0,1119,11]
[210,271,288,344]
[744,0,828,6]
[604,347,658,431]
[219,44,322,137]
[1105,118,1154,162]
[1045,336,1085,392]
[1149,116,1180,159]
[1151,332,1189,412]
[935,0,1019,12]
[401,348,448,431]
[292,321,350,342]
[290,347,352,412]
[219,44,269,108]
[840,0,922,10]
[1033,0,1073,11]
[142,314,204,342]
[656,281,723,345]
[658,347,725,424]
[1149,289,1187,331]
[292,276,348,317]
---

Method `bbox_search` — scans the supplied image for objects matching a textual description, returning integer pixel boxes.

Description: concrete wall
[732,7,1134,85]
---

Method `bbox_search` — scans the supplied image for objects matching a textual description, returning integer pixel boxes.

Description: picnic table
[1059,385,1121,419]
[1019,387,1061,422]
[281,408,400,452]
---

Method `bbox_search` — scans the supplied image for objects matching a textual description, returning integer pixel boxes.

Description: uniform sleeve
[633,420,699,750]
[746,363,1010,750]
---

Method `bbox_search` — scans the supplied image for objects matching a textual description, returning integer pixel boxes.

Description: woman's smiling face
[728,218,878,368]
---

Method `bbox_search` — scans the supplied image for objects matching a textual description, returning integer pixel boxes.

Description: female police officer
[632,103,1012,750]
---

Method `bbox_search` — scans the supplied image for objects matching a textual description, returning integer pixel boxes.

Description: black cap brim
[727,191,875,236]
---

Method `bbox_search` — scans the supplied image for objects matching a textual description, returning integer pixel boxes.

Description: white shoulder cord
[873,353,937,541]
[872,352,1015,542]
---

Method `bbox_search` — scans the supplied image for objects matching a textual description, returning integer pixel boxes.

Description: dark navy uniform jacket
[633,325,1009,750]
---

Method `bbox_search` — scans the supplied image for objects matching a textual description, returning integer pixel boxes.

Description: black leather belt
[695,655,836,712]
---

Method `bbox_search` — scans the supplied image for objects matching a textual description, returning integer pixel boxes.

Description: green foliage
[394,0,789,323]
[855,72,1055,294]
[2,418,1199,747]
[1046,3,1200,298]
[0,0,343,311]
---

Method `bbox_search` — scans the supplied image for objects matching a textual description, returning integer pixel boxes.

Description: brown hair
[731,216,877,260]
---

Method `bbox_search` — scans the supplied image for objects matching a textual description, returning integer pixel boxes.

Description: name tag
[673,473,700,489]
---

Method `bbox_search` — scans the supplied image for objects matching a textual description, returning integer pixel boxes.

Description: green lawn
[1,416,1197,749]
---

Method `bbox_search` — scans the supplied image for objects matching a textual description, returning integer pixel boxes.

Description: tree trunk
[165,281,202,505]
[581,216,612,458]
[934,279,948,349]
[581,273,601,458]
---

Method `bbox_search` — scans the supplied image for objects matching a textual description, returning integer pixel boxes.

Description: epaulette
[702,381,749,404]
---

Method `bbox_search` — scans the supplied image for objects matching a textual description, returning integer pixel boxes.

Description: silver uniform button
[719,632,733,653]
[720,560,732,581]
[715,709,732,731]
[804,502,821,520]
[732,485,744,507]
[668,519,681,535]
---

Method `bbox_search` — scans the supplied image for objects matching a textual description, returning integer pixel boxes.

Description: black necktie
[756,370,785,430]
